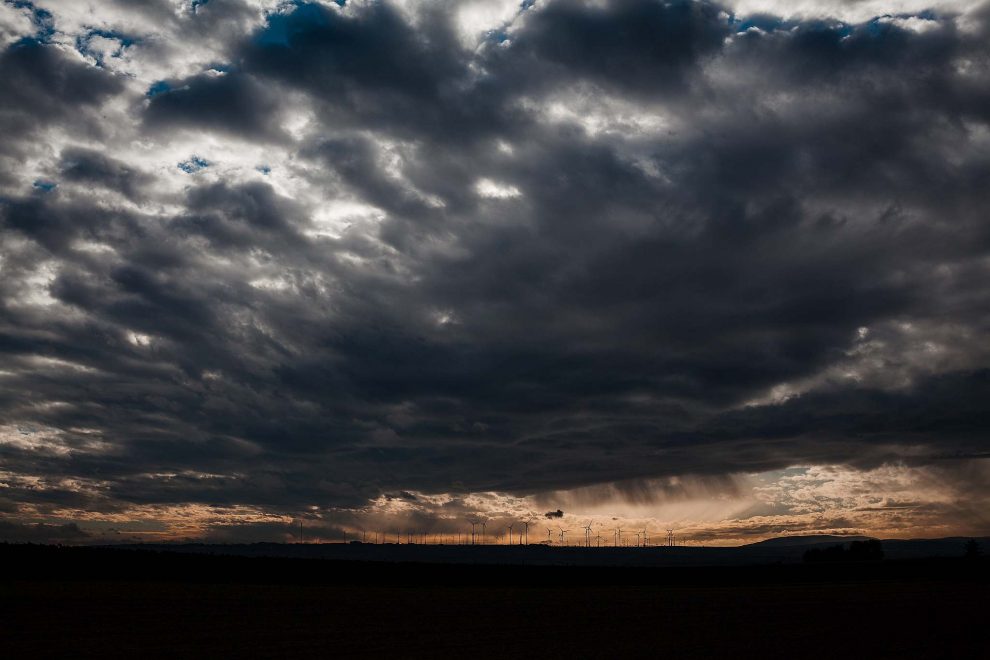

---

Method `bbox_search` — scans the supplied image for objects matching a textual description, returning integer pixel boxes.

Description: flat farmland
[3,575,986,659]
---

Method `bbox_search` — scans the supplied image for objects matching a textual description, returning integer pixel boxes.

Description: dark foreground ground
[2,545,987,659]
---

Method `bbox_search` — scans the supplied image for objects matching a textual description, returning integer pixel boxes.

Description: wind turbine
[582,522,594,547]
[558,526,569,546]
[522,520,531,545]
[615,526,623,547]
[481,520,487,545]
[546,527,554,546]
[642,528,649,547]
[635,532,641,547]
[507,523,514,546]
[468,519,479,545]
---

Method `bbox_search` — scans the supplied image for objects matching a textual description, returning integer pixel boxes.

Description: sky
[1,0,989,547]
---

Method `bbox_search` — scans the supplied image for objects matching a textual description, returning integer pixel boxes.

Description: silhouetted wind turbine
[507,523,514,546]
[582,522,593,547]
[558,526,569,546]
[546,527,553,545]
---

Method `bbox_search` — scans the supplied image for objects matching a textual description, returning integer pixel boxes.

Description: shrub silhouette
[848,540,884,561]
[804,539,884,563]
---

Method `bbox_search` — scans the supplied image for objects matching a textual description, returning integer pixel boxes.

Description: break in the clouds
[1,0,989,544]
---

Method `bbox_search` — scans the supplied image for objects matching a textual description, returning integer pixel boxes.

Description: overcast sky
[1,0,988,545]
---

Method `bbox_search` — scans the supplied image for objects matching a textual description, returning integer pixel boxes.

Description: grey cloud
[58,147,153,201]
[199,521,348,544]
[1,1,989,538]
[0,40,123,187]
[0,521,90,543]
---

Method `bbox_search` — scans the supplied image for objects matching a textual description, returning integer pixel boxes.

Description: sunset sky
[1,0,988,546]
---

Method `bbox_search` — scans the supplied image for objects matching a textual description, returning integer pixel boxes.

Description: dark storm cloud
[489,0,729,96]
[2,0,990,535]
[238,1,513,143]
[58,148,152,201]
[144,71,285,139]
[243,2,458,98]
[177,180,309,248]
[0,39,122,118]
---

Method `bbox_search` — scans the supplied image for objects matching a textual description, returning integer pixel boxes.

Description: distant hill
[880,537,989,560]
[16,534,981,569]
[743,535,874,548]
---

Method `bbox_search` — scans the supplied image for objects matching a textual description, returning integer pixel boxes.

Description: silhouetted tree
[848,540,884,561]
[804,544,846,563]
[804,540,884,563]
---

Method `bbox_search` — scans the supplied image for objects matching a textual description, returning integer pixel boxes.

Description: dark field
[2,546,987,659]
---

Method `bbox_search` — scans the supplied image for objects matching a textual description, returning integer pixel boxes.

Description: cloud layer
[1,0,989,542]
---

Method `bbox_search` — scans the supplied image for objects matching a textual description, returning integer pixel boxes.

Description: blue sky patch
[146,80,172,98]
[178,156,210,173]
[255,2,331,48]
[9,0,55,44]
[75,29,137,66]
